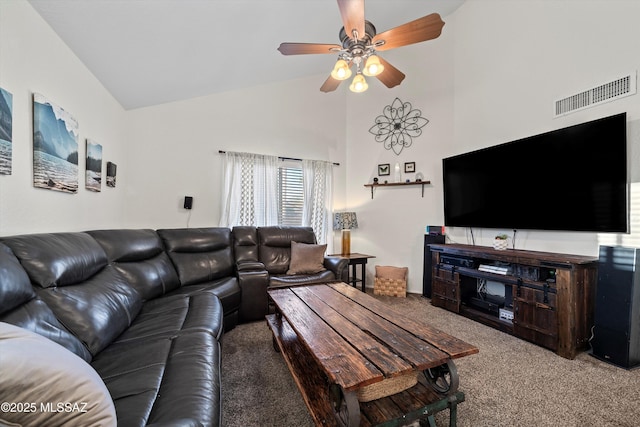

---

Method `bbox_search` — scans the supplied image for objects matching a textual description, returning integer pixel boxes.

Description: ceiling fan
[277,0,445,93]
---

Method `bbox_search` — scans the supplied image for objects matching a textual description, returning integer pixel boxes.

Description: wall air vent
[554,72,637,117]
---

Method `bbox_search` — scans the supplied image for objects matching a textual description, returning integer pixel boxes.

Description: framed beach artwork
[32,93,79,193]
[85,139,102,192]
[106,161,117,188]
[0,87,13,175]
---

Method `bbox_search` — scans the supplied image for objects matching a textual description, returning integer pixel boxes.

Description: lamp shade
[349,74,368,93]
[330,59,352,81]
[334,212,358,230]
[363,55,385,77]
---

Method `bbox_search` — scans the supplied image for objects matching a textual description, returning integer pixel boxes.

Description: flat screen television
[442,112,628,232]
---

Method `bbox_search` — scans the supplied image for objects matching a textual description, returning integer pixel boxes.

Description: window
[277,166,303,226]
[220,151,333,247]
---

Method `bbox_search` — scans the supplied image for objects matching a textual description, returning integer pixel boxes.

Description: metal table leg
[329,384,360,427]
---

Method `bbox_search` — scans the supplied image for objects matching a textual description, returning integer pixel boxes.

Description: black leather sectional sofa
[0,226,347,427]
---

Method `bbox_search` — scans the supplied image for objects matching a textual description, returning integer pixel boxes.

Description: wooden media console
[429,244,598,359]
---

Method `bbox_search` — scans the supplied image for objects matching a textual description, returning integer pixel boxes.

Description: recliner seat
[0,225,343,426]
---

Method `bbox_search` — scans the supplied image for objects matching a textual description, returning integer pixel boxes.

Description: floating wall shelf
[364,181,431,199]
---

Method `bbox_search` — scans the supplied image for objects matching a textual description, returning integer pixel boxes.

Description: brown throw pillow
[375,265,408,281]
[286,241,327,275]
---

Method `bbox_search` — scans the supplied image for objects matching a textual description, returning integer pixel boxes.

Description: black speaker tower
[422,233,445,298]
[591,246,640,369]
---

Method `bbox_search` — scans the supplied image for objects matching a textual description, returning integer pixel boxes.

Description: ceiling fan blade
[375,57,405,88]
[278,43,341,55]
[373,13,445,51]
[337,0,365,41]
[320,75,342,93]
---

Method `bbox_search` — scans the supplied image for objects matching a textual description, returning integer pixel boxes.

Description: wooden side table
[328,253,376,292]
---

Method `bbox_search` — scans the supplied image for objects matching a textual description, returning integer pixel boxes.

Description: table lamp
[334,212,358,256]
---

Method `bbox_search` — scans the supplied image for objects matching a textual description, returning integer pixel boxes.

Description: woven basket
[356,371,418,402]
[373,277,407,297]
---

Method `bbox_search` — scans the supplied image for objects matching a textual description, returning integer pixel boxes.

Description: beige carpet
[221,292,640,427]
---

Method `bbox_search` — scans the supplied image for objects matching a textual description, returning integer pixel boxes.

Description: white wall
[342,13,456,293]
[450,0,640,255]
[4,0,640,295]
[123,77,348,239]
[345,0,640,293]
[0,0,128,235]
[0,0,347,240]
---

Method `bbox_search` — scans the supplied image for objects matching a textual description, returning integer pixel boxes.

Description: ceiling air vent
[554,72,637,117]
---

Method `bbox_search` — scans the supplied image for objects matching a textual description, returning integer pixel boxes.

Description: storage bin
[374,265,408,297]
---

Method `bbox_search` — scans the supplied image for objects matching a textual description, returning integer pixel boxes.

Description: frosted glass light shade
[349,74,368,93]
[330,59,352,80]
[363,55,384,76]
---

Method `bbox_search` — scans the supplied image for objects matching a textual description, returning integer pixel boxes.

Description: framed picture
[85,139,102,192]
[404,162,415,173]
[32,93,79,193]
[378,163,390,176]
[0,87,13,175]
[106,161,117,187]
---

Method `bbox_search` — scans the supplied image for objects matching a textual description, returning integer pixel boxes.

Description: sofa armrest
[236,261,266,272]
[237,268,269,322]
[324,257,349,281]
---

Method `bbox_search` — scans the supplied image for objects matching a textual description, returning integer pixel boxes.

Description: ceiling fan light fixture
[363,55,384,77]
[349,73,368,93]
[330,59,352,80]
[278,4,445,94]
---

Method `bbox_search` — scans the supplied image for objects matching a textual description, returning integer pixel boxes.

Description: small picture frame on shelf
[378,163,390,176]
[404,162,415,173]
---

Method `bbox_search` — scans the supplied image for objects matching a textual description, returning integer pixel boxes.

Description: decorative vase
[394,163,401,183]
[493,239,508,250]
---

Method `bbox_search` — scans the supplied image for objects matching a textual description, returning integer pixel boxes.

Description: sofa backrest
[257,226,316,274]
[88,229,181,301]
[232,226,259,263]
[1,233,142,357]
[0,242,92,362]
[157,228,234,286]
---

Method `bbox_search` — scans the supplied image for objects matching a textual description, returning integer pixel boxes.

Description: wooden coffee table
[266,282,479,427]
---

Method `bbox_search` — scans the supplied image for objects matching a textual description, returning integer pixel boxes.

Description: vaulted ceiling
[28,0,465,110]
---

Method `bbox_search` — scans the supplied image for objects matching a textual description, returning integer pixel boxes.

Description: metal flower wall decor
[369,98,429,155]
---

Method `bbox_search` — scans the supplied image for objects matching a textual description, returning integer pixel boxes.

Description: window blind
[278,166,304,226]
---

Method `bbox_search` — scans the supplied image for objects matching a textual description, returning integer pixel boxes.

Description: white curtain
[219,151,279,227]
[302,159,333,249]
